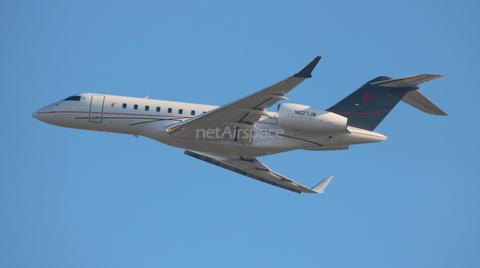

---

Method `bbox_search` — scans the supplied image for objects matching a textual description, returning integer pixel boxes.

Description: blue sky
[1,1,479,267]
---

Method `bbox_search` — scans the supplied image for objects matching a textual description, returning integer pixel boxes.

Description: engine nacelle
[276,103,348,133]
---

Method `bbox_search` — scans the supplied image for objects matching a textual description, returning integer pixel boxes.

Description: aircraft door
[89,95,105,123]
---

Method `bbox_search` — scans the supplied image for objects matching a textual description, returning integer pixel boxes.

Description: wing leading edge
[185,150,333,194]
[166,57,321,143]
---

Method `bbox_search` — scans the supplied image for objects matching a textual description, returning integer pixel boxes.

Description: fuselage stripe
[328,109,392,115]
[37,110,192,119]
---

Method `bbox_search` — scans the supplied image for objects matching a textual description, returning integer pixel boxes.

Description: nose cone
[32,105,54,123]
[32,109,41,120]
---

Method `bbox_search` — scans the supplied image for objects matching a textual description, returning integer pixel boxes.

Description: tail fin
[327,74,447,131]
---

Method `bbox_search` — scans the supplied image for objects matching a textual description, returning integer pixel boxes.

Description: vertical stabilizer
[328,74,446,131]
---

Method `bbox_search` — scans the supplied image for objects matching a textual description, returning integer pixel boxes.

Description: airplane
[32,56,447,194]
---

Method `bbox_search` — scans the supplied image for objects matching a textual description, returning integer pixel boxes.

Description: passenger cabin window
[179,109,183,115]
[168,108,172,113]
[191,110,196,116]
[145,106,149,111]
[134,104,138,110]
[122,103,127,109]
[156,107,161,112]
[63,96,81,101]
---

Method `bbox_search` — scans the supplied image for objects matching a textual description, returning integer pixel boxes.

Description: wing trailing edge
[184,150,333,194]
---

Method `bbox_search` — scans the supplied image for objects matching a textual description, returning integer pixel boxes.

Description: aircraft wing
[166,57,321,143]
[185,150,333,194]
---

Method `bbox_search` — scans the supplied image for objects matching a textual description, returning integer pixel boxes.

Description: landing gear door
[89,95,105,123]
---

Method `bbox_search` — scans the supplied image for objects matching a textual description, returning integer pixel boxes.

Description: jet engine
[276,103,348,132]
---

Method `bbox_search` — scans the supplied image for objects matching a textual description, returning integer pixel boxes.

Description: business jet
[32,56,447,194]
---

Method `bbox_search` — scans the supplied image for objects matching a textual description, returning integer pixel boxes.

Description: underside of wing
[166,57,321,144]
[185,150,333,194]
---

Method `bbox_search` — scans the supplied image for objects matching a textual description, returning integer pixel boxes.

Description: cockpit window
[63,96,81,101]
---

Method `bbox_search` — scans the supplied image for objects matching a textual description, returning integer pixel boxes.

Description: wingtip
[293,56,321,78]
[311,175,334,193]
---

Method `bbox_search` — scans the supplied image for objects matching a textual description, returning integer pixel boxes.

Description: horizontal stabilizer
[371,74,444,88]
[401,90,447,115]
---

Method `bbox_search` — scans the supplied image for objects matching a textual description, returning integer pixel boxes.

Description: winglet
[293,56,321,78]
[311,176,334,193]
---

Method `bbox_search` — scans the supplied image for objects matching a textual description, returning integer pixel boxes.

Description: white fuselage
[33,93,386,157]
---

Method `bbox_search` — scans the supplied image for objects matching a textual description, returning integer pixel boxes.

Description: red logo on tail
[363,91,373,101]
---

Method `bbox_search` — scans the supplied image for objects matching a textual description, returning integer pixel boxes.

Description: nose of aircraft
[32,109,40,120]
[32,104,55,123]
[32,102,69,125]
[32,108,47,122]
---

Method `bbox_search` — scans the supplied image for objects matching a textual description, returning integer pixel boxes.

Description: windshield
[62,95,82,101]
